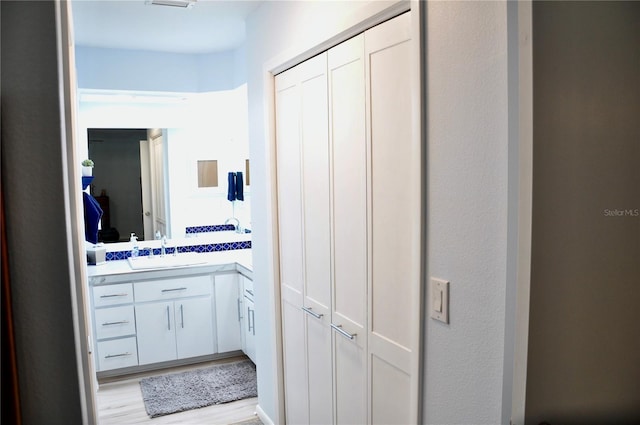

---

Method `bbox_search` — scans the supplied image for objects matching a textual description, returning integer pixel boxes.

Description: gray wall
[1,1,84,423]
[527,2,640,424]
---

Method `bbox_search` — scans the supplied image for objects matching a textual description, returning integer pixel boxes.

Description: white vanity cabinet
[240,275,256,364]
[134,275,214,365]
[89,259,253,375]
[91,283,138,371]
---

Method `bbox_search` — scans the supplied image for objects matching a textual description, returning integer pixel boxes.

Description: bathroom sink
[127,253,207,270]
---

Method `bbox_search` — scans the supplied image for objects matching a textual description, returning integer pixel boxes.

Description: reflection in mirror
[79,86,251,242]
[88,128,149,242]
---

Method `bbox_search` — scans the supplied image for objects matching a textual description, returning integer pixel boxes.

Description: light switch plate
[430,278,449,324]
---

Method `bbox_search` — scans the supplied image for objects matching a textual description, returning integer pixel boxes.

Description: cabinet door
[214,274,242,353]
[136,301,177,365]
[328,33,368,425]
[175,297,215,359]
[365,12,419,425]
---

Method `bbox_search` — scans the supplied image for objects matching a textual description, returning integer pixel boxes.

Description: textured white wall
[424,1,510,423]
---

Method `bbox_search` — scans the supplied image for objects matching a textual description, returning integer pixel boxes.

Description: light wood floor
[96,357,259,424]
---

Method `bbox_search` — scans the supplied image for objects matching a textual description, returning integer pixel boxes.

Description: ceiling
[72,0,263,54]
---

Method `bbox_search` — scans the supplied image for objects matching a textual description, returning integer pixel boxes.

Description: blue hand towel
[227,172,237,201]
[83,192,103,244]
[235,172,244,201]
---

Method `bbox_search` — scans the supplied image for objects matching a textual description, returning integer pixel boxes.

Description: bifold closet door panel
[275,68,304,307]
[329,34,367,344]
[299,52,334,424]
[275,66,310,424]
[365,12,420,425]
[300,52,331,319]
[281,298,310,423]
[328,33,368,424]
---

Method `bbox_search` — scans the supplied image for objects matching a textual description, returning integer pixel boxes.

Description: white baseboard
[255,404,273,425]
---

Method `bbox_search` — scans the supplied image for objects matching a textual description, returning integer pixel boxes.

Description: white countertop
[86,249,253,280]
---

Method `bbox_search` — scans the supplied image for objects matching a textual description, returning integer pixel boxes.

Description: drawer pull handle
[161,287,187,293]
[245,289,254,296]
[104,352,131,359]
[102,320,129,326]
[302,306,323,319]
[331,324,356,340]
[100,293,128,298]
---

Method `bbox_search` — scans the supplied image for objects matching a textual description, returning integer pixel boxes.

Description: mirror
[88,128,149,242]
[79,86,251,242]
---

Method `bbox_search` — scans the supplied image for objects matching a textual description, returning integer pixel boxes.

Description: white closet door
[299,53,334,425]
[365,12,420,424]
[328,33,368,424]
[275,65,309,425]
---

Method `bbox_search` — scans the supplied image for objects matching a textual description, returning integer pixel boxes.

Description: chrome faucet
[161,236,167,257]
[225,217,242,233]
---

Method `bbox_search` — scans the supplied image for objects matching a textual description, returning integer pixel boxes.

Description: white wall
[76,45,242,92]
[165,87,251,236]
[245,0,513,423]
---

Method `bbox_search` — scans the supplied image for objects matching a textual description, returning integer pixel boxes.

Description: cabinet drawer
[93,283,134,307]
[134,275,212,302]
[94,305,136,340]
[97,337,138,371]
[243,276,254,297]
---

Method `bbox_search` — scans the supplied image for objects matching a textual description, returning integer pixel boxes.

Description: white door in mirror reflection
[150,131,168,237]
[140,139,154,239]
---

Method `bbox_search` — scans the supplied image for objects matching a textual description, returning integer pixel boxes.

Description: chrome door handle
[249,308,255,336]
[166,305,171,330]
[180,304,184,328]
[301,306,323,319]
[248,307,255,334]
[237,298,243,321]
[331,324,356,340]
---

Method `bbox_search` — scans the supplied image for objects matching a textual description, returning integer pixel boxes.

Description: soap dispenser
[130,233,139,258]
